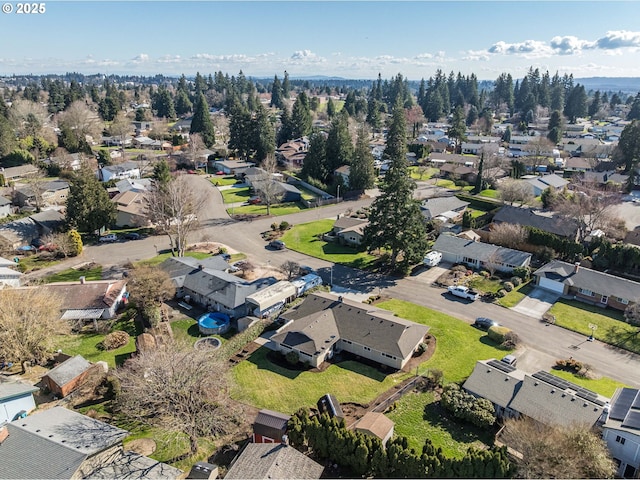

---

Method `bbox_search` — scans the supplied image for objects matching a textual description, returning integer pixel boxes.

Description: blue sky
[2,1,640,80]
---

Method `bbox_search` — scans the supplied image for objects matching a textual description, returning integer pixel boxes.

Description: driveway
[511,287,560,318]
[409,262,452,285]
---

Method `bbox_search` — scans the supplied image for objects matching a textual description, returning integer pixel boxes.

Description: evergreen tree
[547,110,563,144]
[349,125,376,191]
[473,152,485,194]
[588,90,602,118]
[174,90,192,116]
[228,100,252,159]
[615,120,640,172]
[153,87,176,119]
[364,100,428,273]
[326,97,336,119]
[447,105,467,152]
[282,71,291,98]
[270,75,284,109]
[66,166,116,234]
[291,92,312,138]
[325,112,353,173]
[253,104,275,162]
[564,84,587,123]
[190,93,215,147]
[153,158,172,188]
[276,107,294,146]
[300,132,328,183]
[626,93,640,121]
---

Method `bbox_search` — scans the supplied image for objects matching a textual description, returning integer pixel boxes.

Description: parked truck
[447,285,480,301]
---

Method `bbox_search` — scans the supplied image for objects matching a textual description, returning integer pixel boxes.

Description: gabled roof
[84,450,183,479]
[333,216,368,230]
[275,292,429,360]
[254,409,291,431]
[533,260,640,302]
[102,161,139,174]
[38,279,127,311]
[420,196,469,219]
[354,412,394,441]
[159,256,230,285]
[492,205,578,238]
[432,234,531,267]
[0,378,39,402]
[225,443,324,479]
[463,359,526,409]
[525,173,568,190]
[181,268,266,308]
[44,355,92,387]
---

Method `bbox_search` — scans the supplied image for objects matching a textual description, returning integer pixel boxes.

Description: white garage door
[539,277,565,294]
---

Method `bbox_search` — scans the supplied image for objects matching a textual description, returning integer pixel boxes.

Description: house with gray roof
[524,173,568,196]
[492,205,579,240]
[0,378,38,423]
[0,195,12,218]
[602,387,640,478]
[225,442,324,479]
[533,260,640,311]
[271,292,429,370]
[0,406,182,479]
[464,359,608,428]
[0,210,65,249]
[251,179,302,203]
[432,233,532,273]
[159,255,231,286]
[14,180,70,207]
[98,161,140,182]
[420,196,469,222]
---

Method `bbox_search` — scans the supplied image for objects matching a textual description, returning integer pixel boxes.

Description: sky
[3,1,640,80]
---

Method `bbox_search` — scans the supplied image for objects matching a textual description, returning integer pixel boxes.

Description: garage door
[538,277,565,294]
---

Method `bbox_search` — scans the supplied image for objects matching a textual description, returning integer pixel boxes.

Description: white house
[99,162,141,182]
[602,388,640,478]
[0,379,38,423]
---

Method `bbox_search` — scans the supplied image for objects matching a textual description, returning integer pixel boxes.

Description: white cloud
[131,53,150,64]
[550,36,595,55]
[488,40,552,58]
[291,49,316,60]
[596,30,640,49]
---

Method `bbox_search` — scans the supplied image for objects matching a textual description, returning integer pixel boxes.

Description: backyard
[280,219,379,269]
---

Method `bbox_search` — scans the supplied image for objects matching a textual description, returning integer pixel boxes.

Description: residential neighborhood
[2,62,640,480]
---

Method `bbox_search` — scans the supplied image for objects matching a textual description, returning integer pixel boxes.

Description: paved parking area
[410,262,452,285]
[511,287,560,318]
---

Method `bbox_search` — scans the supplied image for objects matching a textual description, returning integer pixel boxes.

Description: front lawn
[16,254,63,273]
[550,369,628,398]
[221,186,251,204]
[280,219,379,269]
[43,266,103,283]
[549,299,640,354]
[137,251,211,267]
[497,281,534,308]
[479,189,499,199]
[468,276,502,294]
[229,203,304,216]
[210,176,238,187]
[387,390,495,458]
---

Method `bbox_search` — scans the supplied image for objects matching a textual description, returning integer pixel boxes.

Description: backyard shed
[252,409,291,443]
[42,355,93,398]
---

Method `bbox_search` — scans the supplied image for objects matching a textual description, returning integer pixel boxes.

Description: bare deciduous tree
[280,260,301,280]
[186,132,205,168]
[0,288,68,372]
[498,179,534,206]
[500,417,615,479]
[489,222,528,250]
[108,112,132,160]
[114,346,244,456]
[126,265,175,325]
[255,154,283,215]
[57,101,103,147]
[9,99,48,138]
[146,174,206,256]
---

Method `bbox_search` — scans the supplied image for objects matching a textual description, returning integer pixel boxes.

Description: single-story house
[0,196,12,217]
[0,164,40,183]
[354,412,395,445]
[0,407,182,479]
[583,170,630,188]
[439,164,477,183]
[115,178,151,193]
[38,278,128,324]
[420,196,469,222]
[564,157,595,173]
[0,378,39,423]
[492,205,579,240]
[13,180,70,207]
[524,173,569,196]
[332,215,368,236]
[252,409,291,444]
[332,216,369,247]
[334,165,350,187]
[41,355,94,398]
[602,387,640,478]
[98,161,141,182]
[212,159,255,175]
[225,442,324,479]
[0,210,65,249]
[46,152,84,171]
[270,292,429,370]
[533,260,640,311]
[432,233,532,273]
[463,359,608,427]
[112,190,150,228]
[251,179,302,203]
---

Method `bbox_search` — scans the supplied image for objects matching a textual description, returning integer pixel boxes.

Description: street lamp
[588,323,597,342]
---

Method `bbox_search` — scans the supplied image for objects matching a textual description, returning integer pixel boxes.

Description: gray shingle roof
[44,355,92,388]
[420,196,469,219]
[225,443,324,479]
[181,268,266,309]
[159,256,230,287]
[463,359,526,409]
[432,234,532,267]
[492,205,579,238]
[0,378,39,402]
[275,292,429,360]
[84,450,183,479]
[254,409,291,431]
[534,260,640,303]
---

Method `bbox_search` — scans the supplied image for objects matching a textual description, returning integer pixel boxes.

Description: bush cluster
[502,281,514,292]
[554,358,585,372]
[440,383,496,429]
[510,276,522,286]
[100,330,130,350]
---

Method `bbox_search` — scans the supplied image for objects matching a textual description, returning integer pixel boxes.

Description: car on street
[99,233,118,243]
[268,239,286,250]
[447,285,480,301]
[124,232,141,240]
[248,196,262,205]
[473,317,499,330]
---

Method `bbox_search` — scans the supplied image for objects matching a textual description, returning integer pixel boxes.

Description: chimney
[0,424,9,444]
[574,262,580,273]
[79,276,86,284]
[281,434,289,446]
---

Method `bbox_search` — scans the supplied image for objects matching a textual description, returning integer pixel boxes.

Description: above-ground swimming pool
[198,312,231,335]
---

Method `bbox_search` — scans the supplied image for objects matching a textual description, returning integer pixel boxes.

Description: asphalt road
[36,175,640,388]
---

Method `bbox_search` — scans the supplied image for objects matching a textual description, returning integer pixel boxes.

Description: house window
[579,288,594,297]
[617,297,629,305]
[615,435,626,445]
[600,296,609,305]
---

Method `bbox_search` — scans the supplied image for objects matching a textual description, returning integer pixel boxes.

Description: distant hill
[575,77,640,94]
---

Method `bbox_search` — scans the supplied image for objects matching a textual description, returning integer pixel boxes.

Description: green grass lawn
[409,166,438,180]
[229,203,304,216]
[387,390,495,458]
[479,189,499,199]
[137,251,212,267]
[467,208,490,219]
[433,179,460,190]
[170,318,229,347]
[298,186,321,201]
[221,186,251,204]
[549,299,640,354]
[550,369,629,398]
[496,281,534,308]
[280,219,379,269]
[43,266,103,283]
[210,175,238,187]
[16,254,63,273]
[468,276,502,294]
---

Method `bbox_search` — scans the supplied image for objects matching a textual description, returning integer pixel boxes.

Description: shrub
[488,325,512,343]
[502,281,514,292]
[452,264,468,273]
[496,289,507,298]
[480,270,490,278]
[554,357,584,372]
[501,331,520,349]
[415,342,428,355]
[440,383,495,429]
[100,331,130,350]
[279,221,290,231]
[285,350,299,365]
[271,222,278,231]
[68,229,83,257]
[512,266,530,280]
[510,276,522,286]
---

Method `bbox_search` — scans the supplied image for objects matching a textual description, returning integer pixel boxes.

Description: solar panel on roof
[622,410,640,430]
[487,359,516,373]
[532,371,571,390]
[631,392,640,410]
[610,388,638,421]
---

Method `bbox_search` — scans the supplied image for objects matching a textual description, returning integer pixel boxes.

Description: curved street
[37,175,640,388]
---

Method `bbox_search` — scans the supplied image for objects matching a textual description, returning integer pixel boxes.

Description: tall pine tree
[190,93,216,147]
[364,100,428,273]
[349,125,376,191]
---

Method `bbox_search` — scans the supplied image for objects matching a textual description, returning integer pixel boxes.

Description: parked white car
[99,233,118,243]
[423,251,442,267]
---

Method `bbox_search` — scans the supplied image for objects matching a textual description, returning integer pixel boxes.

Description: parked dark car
[473,317,499,330]
[268,240,286,250]
[124,232,141,240]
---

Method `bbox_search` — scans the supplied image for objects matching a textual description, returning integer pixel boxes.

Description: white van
[423,251,442,267]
